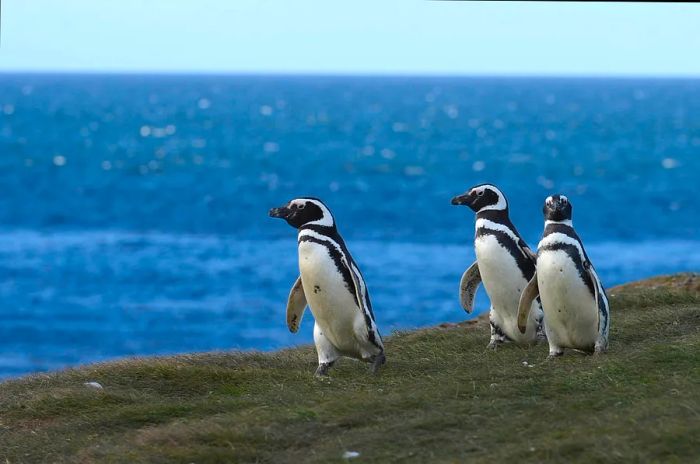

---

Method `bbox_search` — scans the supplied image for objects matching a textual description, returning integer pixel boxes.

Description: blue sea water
[0,74,698,379]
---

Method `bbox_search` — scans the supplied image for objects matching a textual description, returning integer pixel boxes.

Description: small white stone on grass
[342,451,360,459]
[84,381,103,390]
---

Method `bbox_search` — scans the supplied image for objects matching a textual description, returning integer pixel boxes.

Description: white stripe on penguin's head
[543,194,573,224]
[451,183,508,213]
[292,198,335,227]
[469,184,508,212]
[269,197,336,229]
[452,184,508,213]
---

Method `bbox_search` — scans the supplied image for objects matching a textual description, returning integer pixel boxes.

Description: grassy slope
[1,274,699,463]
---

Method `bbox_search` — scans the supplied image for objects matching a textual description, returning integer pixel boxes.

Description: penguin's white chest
[297,240,365,355]
[475,234,538,341]
[537,250,598,349]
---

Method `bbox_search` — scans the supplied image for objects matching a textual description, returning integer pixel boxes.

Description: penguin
[269,197,385,376]
[451,184,544,348]
[517,194,610,357]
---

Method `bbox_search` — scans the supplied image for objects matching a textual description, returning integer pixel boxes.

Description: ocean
[0,74,698,379]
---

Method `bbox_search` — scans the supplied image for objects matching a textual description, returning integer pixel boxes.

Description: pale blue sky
[2,0,700,76]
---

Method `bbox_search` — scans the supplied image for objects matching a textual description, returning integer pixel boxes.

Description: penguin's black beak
[269,205,291,219]
[451,193,471,206]
[546,196,566,213]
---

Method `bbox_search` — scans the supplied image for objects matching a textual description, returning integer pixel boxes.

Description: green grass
[1,273,699,463]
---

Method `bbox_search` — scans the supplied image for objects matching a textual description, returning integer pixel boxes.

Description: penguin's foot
[314,361,335,377]
[368,352,386,374]
[486,339,503,350]
[488,320,508,350]
[546,350,564,361]
[593,344,607,356]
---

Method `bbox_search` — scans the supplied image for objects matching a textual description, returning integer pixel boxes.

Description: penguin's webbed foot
[486,340,502,350]
[369,352,386,375]
[487,320,508,350]
[593,344,607,356]
[546,351,564,361]
[314,362,334,377]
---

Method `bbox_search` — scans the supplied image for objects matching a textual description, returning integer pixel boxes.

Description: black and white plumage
[451,184,544,348]
[517,194,610,357]
[269,197,385,376]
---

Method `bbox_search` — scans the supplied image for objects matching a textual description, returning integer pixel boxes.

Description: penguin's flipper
[522,245,538,263]
[341,256,369,314]
[286,275,307,333]
[586,265,610,352]
[459,261,481,313]
[586,266,601,315]
[517,272,540,334]
[341,256,385,353]
[516,236,538,263]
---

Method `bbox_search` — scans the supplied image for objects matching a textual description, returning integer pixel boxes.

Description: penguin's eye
[477,190,484,197]
[298,203,306,210]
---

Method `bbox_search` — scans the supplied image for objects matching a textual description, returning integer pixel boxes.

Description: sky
[1,0,700,76]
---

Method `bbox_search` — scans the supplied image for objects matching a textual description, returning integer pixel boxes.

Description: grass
[1,273,698,463]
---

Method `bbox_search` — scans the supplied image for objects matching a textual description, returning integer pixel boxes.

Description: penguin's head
[451,184,508,213]
[543,194,572,222]
[269,197,335,229]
